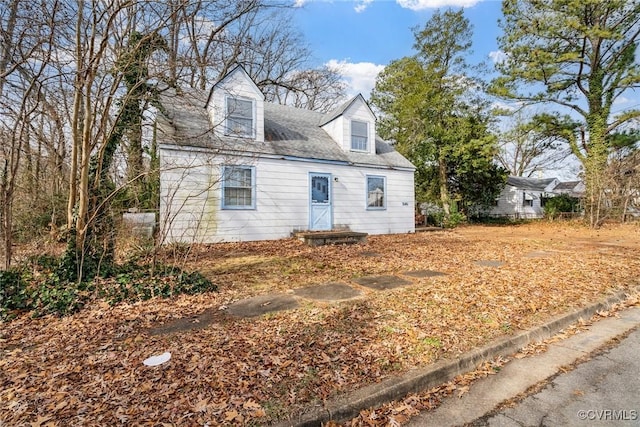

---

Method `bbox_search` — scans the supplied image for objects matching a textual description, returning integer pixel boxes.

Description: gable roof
[157,89,414,170]
[506,176,557,192]
[319,94,375,127]
[205,64,264,107]
[553,181,582,191]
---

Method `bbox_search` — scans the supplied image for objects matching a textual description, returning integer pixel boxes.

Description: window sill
[224,133,256,140]
[222,206,256,210]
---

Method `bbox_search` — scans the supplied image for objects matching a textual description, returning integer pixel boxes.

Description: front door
[309,173,332,231]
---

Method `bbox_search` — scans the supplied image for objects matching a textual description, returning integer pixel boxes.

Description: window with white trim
[222,166,255,209]
[366,175,386,209]
[226,97,254,138]
[351,120,368,151]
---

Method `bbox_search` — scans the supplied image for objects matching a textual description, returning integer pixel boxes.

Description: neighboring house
[157,65,416,243]
[552,180,586,198]
[488,176,560,219]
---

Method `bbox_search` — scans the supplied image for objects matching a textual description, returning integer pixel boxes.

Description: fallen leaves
[1,223,639,426]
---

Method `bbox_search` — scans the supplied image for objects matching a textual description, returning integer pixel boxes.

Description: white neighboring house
[488,176,561,219]
[157,65,416,243]
[552,180,586,198]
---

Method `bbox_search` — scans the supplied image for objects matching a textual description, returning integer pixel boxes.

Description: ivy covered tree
[61,30,167,282]
[371,9,506,220]
[491,0,640,226]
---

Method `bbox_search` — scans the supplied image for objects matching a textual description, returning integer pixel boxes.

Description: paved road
[473,327,640,427]
[405,307,640,427]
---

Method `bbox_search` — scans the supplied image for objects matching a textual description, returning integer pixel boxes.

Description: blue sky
[292,0,505,97]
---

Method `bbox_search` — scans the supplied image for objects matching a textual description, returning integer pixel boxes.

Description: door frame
[308,172,333,231]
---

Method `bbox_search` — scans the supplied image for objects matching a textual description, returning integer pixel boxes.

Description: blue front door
[309,173,332,231]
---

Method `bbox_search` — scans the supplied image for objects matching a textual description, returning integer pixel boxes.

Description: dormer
[206,65,265,142]
[320,95,377,155]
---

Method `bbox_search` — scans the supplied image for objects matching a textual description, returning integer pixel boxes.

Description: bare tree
[0,0,348,274]
[0,0,60,268]
[235,10,347,112]
[497,111,574,177]
[264,66,347,113]
[606,147,640,222]
[164,2,346,111]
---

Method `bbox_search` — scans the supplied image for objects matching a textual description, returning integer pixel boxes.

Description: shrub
[0,256,217,320]
[0,268,30,320]
[544,194,580,219]
[444,211,467,228]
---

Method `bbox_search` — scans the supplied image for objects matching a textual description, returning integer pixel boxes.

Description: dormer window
[226,97,254,138]
[351,120,368,151]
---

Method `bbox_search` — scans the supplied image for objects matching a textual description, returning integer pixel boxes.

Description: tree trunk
[1,160,11,270]
[438,148,451,216]
[126,106,143,205]
[67,2,84,228]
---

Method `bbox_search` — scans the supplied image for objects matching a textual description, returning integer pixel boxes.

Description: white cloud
[293,0,307,7]
[396,0,481,10]
[489,50,507,64]
[613,96,632,105]
[354,0,374,13]
[326,59,385,98]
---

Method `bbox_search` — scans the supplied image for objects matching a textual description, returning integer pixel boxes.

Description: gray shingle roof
[506,176,556,191]
[553,181,581,191]
[157,89,414,170]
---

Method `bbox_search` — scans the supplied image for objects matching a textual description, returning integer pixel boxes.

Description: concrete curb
[272,288,637,427]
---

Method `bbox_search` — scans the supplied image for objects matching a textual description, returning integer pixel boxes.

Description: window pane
[225,187,251,206]
[367,176,385,208]
[352,120,367,137]
[228,98,252,118]
[352,136,367,151]
[311,176,329,203]
[227,167,251,187]
[228,117,253,135]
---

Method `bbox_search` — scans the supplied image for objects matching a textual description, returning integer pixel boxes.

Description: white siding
[207,68,265,142]
[341,100,376,154]
[160,146,415,243]
[320,97,376,154]
[321,116,344,149]
[488,185,546,219]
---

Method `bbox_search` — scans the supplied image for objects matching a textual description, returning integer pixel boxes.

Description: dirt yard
[1,222,639,426]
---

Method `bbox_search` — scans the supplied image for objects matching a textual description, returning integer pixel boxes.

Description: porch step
[295,230,368,246]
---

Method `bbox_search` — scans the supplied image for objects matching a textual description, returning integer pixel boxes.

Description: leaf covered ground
[1,222,640,426]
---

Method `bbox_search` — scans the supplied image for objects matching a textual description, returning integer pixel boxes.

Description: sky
[292,0,505,98]
[290,0,640,180]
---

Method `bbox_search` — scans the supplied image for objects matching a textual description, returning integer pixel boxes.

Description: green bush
[544,194,580,219]
[0,256,217,321]
[99,265,216,306]
[444,211,467,228]
[0,268,31,319]
[32,278,89,317]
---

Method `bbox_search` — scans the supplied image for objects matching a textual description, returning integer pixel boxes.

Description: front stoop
[295,230,368,246]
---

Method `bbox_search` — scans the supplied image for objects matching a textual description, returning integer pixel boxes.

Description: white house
[552,180,586,198]
[157,65,416,243]
[488,176,560,219]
